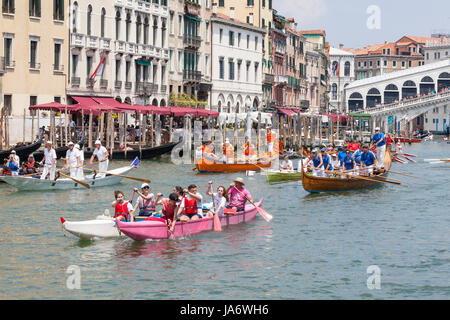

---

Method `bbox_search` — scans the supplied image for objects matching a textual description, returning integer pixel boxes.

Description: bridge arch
[438,72,450,91]
[348,92,364,111]
[384,84,399,104]
[420,76,435,95]
[402,80,417,99]
[366,88,382,108]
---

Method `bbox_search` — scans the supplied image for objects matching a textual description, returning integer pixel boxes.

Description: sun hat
[68,141,74,146]
[234,177,245,185]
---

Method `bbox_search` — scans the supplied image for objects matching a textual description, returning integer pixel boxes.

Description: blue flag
[130,157,140,168]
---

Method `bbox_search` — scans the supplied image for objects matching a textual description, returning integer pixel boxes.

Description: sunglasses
[142,186,150,189]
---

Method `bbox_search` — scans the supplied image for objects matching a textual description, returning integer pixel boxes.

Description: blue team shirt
[312,154,322,168]
[372,132,386,147]
[353,149,362,164]
[322,153,333,170]
[338,151,347,165]
[360,151,376,166]
[343,155,355,170]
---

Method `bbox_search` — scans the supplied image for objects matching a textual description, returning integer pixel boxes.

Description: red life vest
[26,161,35,169]
[183,196,199,215]
[115,201,130,219]
[162,199,176,220]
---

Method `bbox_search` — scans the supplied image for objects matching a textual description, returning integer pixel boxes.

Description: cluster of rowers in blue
[111,177,254,232]
[279,127,388,178]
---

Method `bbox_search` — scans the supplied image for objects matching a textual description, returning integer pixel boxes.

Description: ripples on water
[0,142,449,299]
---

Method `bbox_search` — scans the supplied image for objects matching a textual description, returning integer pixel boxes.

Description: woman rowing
[341,150,357,177]
[111,190,134,222]
[227,178,253,212]
[206,182,228,218]
[131,183,162,219]
[321,148,334,176]
[156,193,180,224]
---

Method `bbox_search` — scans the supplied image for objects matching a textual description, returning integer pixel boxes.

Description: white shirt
[281,159,293,170]
[66,148,80,167]
[12,155,20,165]
[44,148,57,166]
[179,193,203,215]
[211,193,226,216]
[93,146,108,161]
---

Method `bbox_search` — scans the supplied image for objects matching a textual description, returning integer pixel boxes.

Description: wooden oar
[325,170,401,185]
[58,171,90,189]
[209,181,222,232]
[387,170,429,180]
[233,186,272,222]
[84,168,150,183]
[375,175,409,184]
[424,158,450,163]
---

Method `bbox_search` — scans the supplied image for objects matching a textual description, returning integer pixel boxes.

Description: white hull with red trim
[61,215,124,239]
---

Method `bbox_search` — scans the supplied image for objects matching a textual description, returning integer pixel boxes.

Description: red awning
[170,106,199,117]
[321,113,350,123]
[196,108,219,118]
[29,102,74,112]
[278,108,299,116]
[144,105,172,115]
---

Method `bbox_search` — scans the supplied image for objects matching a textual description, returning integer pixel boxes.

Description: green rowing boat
[265,171,302,184]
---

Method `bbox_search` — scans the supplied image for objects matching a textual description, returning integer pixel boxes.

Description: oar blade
[213,213,222,232]
[257,207,273,222]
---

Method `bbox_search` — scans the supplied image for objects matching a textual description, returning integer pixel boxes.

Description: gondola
[32,136,85,162]
[0,129,43,162]
[301,149,392,193]
[83,141,179,160]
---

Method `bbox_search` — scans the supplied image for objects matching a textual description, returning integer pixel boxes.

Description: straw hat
[234,177,245,185]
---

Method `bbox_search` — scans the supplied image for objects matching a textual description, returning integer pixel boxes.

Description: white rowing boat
[0,166,133,191]
[61,212,124,239]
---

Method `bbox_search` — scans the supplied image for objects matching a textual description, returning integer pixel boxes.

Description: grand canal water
[0,141,449,300]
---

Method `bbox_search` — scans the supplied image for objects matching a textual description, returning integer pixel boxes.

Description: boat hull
[62,215,123,239]
[266,171,302,184]
[83,142,177,160]
[0,166,133,191]
[117,200,263,240]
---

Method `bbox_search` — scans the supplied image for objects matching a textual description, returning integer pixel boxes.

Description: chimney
[339,44,344,49]
[230,7,235,20]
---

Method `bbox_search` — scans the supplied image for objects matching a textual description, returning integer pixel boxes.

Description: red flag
[90,54,106,80]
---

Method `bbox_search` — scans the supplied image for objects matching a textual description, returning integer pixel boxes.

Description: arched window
[153,18,158,46]
[421,76,434,83]
[344,61,351,77]
[161,19,166,48]
[144,17,149,45]
[218,101,222,113]
[115,11,121,40]
[72,2,79,33]
[87,5,92,36]
[136,15,142,44]
[126,13,131,42]
[331,83,338,100]
[101,8,106,38]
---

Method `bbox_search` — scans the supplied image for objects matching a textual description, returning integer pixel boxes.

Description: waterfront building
[67,0,170,107]
[0,0,68,116]
[424,36,450,64]
[215,0,274,111]
[210,12,264,112]
[329,45,355,113]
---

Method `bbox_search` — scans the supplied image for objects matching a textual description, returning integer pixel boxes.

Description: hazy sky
[276,0,450,48]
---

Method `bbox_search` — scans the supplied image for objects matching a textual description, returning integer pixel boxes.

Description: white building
[424,37,450,64]
[210,13,264,112]
[67,0,170,106]
[329,46,355,113]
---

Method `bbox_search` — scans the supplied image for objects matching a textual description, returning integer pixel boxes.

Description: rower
[334,146,346,170]
[342,150,357,176]
[244,137,256,159]
[359,145,376,176]
[205,183,228,218]
[111,190,134,222]
[40,141,57,180]
[305,149,323,177]
[131,183,162,220]
[65,142,81,179]
[224,138,234,164]
[371,127,386,169]
[89,140,109,178]
[280,156,294,171]
[74,143,84,179]
[178,184,203,221]
[226,177,253,212]
[156,193,180,224]
[352,147,362,170]
[321,148,334,175]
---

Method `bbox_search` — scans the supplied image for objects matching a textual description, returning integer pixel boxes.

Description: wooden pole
[298,114,302,151]
[88,110,93,150]
[169,116,173,142]
[138,112,142,158]
[65,106,68,145]
[124,113,128,159]
[105,112,111,149]
[110,112,114,158]
[31,111,34,142]
[319,115,322,147]
[0,108,3,150]
[81,109,84,144]
[331,116,335,146]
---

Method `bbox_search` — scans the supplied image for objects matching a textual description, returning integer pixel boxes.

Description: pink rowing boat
[116,200,263,241]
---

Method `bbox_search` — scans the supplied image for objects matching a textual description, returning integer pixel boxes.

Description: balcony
[115,40,126,53]
[86,78,94,87]
[100,79,108,89]
[29,62,40,70]
[100,38,111,51]
[184,35,201,49]
[185,1,201,16]
[53,64,64,73]
[86,35,99,49]
[274,75,288,85]
[125,81,132,90]
[162,49,169,60]
[263,73,274,84]
[183,70,202,82]
[115,80,122,89]
[71,77,81,87]
[126,43,136,54]
[71,33,85,48]
[160,85,167,93]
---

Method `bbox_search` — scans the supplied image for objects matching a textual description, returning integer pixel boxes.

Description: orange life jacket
[183,196,199,215]
[115,201,130,219]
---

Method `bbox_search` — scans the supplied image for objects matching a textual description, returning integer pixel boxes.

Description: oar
[424,158,450,163]
[325,170,401,185]
[395,152,417,158]
[388,170,429,180]
[209,181,222,232]
[233,186,272,222]
[375,175,409,184]
[58,171,90,189]
[84,168,150,183]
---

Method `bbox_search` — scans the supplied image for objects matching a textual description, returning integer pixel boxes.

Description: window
[205,21,209,42]
[101,8,106,37]
[53,0,64,20]
[262,0,265,7]
[169,12,174,35]
[408,61,412,67]
[125,61,130,81]
[178,15,183,36]
[3,95,12,116]
[344,61,350,76]
[237,60,242,80]
[229,31,234,46]
[54,41,62,71]
[144,17,149,44]
[219,29,223,43]
[218,0,224,7]
[30,96,37,108]
[161,19,166,48]
[219,58,224,79]
[71,54,78,78]
[115,11,121,40]
[115,59,121,81]
[254,62,258,83]
[205,54,209,76]
[384,60,387,66]
[237,33,241,47]
[247,0,254,6]
[393,60,397,67]
[87,5,92,36]
[29,0,40,17]
[87,55,92,78]
[369,61,372,67]
[178,50,182,72]
[247,35,250,49]
[255,36,258,51]
[402,61,405,68]
[153,18,158,46]
[331,83,337,100]
[29,38,39,69]
[126,13,131,42]
[246,61,250,82]
[229,59,234,80]
[4,36,13,67]
[169,49,174,71]
[262,18,265,28]
[269,0,272,9]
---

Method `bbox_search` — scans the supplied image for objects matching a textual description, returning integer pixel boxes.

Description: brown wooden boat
[301,149,392,193]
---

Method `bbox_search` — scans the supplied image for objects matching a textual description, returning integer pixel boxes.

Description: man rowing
[341,150,357,176]
[178,184,203,221]
[65,142,81,179]
[74,143,85,180]
[40,141,57,180]
[227,177,253,212]
[305,149,323,177]
[371,127,386,169]
[321,148,334,176]
[359,145,376,176]
[89,140,109,177]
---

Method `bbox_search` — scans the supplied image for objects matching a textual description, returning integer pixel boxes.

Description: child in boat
[155,193,179,223]
[111,190,135,222]
[178,184,203,221]
[205,182,228,218]
[131,183,162,219]
[173,186,184,201]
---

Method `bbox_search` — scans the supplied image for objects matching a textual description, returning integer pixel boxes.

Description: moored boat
[0,129,43,161]
[83,141,179,160]
[116,200,263,240]
[0,166,135,191]
[301,150,392,193]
